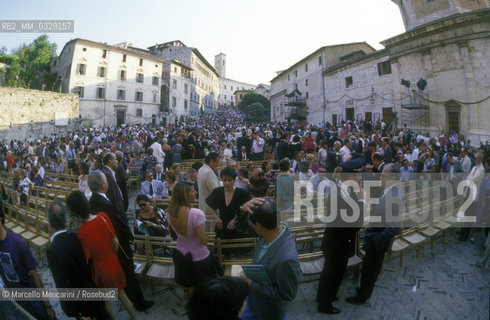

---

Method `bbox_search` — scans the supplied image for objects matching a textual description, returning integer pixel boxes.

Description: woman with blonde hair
[166,181,222,291]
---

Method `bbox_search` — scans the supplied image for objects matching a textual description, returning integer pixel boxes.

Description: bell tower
[214,53,226,78]
[392,0,489,31]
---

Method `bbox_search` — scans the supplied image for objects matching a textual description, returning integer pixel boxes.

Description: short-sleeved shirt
[0,232,38,288]
[167,208,209,262]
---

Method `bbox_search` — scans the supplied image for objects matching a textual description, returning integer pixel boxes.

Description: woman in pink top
[166,181,223,290]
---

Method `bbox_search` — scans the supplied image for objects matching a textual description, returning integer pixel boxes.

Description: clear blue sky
[0,0,406,85]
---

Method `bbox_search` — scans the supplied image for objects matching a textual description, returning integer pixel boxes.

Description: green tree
[2,35,57,90]
[237,92,270,122]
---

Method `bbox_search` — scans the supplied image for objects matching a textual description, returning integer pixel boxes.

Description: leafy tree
[2,35,57,90]
[237,92,270,122]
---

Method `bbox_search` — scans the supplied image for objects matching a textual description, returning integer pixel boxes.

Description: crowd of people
[0,104,489,319]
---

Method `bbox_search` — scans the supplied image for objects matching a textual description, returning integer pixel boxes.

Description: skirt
[173,250,223,288]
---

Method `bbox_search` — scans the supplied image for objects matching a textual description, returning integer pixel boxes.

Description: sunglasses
[138,203,147,208]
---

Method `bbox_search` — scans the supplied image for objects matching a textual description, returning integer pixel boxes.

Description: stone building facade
[270,42,376,124]
[392,0,489,30]
[53,39,164,128]
[323,7,490,143]
[0,87,79,141]
[148,41,220,116]
[271,3,490,143]
[162,60,193,123]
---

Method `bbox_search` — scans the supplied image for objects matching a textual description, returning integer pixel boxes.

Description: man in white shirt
[458,152,485,241]
[251,133,265,161]
[460,149,472,173]
[197,152,221,216]
[339,138,352,163]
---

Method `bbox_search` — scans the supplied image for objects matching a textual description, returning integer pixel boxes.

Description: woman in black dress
[206,167,252,240]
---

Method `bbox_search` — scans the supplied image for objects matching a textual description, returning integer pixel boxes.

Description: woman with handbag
[166,181,223,292]
[66,191,137,320]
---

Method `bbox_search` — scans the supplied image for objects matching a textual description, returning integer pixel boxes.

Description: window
[122,54,126,62]
[231,86,233,91]
[306,92,309,99]
[152,76,159,86]
[77,63,86,75]
[153,93,157,103]
[319,56,322,65]
[74,86,84,98]
[102,49,107,58]
[97,66,106,77]
[136,108,142,117]
[184,83,188,94]
[117,89,125,100]
[119,70,126,80]
[139,58,143,66]
[96,87,105,99]
[174,67,177,73]
[377,61,392,76]
[224,95,227,100]
[288,74,290,81]
[225,85,227,89]
[136,73,144,83]
[135,91,143,101]
[305,79,308,87]
[305,64,308,72]
[172,79,177,89]
[345,76,353,88]
[172,96,176,107]
[184,100,188,109]
[295,70,298,77]
[231,96,233,101]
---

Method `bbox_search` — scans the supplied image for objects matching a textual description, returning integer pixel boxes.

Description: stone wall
[0,87,79,141]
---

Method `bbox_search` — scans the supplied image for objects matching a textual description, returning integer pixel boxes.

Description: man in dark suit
[277,135,290,161]
[237,130,252,155]
[46,201,109,320]
[88,171,154,312]
[326,141,342,173]
[346,163,403,304]
[237,145,250,161]
[102,153,126,223]
[382,138,393,163]
[317,161,363,314]
[364,141,376,166]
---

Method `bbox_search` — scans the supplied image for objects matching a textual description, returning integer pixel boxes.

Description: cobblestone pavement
[2,230,489,320]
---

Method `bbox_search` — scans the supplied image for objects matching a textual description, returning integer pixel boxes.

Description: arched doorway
[444,100,461,133]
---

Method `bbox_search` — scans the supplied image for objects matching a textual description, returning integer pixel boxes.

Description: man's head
[249,199,279,236]
[279,158,290,172]
[373,152,384,168]
[103,153,118,170]
[205,152,220,170]
[368,141,376,152]
[88,170,108,193]
[253,168,264,180]
[241,146,247,153]
[155,164,163,174]
[333,141,341,152]
[381,163,400,188]
[146,171,154,182]
[476,152,483,164]
[382,138,389,148]
[48,201,67,231]
[187,169,197,181]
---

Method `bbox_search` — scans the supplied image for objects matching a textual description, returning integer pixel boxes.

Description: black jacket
[47,232,106,318]
[89,193,133,258]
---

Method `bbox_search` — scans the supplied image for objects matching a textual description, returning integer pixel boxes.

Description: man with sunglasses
[141,171,165,199]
